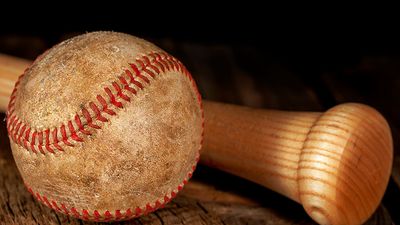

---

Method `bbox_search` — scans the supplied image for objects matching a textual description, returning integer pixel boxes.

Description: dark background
[2,16,400,112]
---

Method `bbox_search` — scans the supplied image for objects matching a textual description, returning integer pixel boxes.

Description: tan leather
[7,32,203,221]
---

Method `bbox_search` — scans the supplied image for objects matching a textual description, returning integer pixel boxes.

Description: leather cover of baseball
[6,32,204,221]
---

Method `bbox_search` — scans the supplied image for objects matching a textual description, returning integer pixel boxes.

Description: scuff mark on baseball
[7,31,204,221]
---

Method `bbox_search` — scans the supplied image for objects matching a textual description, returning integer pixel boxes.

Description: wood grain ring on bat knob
[298,103,393,225]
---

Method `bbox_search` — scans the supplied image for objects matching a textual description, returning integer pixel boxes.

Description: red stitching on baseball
[52,201,61,211]
[143,56,160,74]
[96,95,116,116]
[89,102,108,122]
[23,128,31,150]
[115,210,122,220]
[119,76,137,95]
[43,196,52,209]
[132,207,139,217]
[60,124,74,146]
[82,108,101,129]
[94,210,101,221]
[105,211,112,221]
[52,128,63,152]
[61,204,69,215]
[164,195,170,203]
[71,207,80,218]
[45,129,55,153]
[105,87,123,108]
[17,124,26,145]
[8,96,16,108]
[24,156,200,221]
[126,208,133,218]
[145,203,153,214]
[5,52,175,153]
[136,58,156,78]
[8,51,204,221]
[30,131,37,153]
[68,120,83,142]
[21,155,199,222]
[166,55,180,71]
[161,53,176,70]
[6,115,15,133]
[36,193,42,201]
[125,70,144,89]
[153,53,170,70]
[75,115,91,135]
[10,118,19,134]
[82,210,89,220]
[112,82,130,102]
[37,131,45,154]
[150,53,165,73]
[12,120,22,142]
[130,63,150,83]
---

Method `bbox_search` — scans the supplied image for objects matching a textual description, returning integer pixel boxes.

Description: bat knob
[298,103,393,225]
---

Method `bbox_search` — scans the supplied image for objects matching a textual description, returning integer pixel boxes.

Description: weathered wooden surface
[0,33,398,224]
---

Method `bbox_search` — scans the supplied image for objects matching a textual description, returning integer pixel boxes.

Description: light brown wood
[0,54,31,112]
[202,101,393,225]
[0,54,394,225]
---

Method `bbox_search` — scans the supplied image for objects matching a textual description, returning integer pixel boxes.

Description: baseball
[6,32,204,221]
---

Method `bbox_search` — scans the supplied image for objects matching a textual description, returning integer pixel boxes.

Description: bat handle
[0,54,31,112]
[201,100,393,225]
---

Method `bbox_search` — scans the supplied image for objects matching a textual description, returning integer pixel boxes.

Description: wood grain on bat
[201,101,392,225]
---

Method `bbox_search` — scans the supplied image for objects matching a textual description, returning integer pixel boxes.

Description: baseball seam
[7,51,205,221]
[6,52,202,155]
[24,155,200,221]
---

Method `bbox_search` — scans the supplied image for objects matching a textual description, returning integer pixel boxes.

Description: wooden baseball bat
[0,53,393,225]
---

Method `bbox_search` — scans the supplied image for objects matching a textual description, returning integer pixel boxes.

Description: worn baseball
[6,32,204,221]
